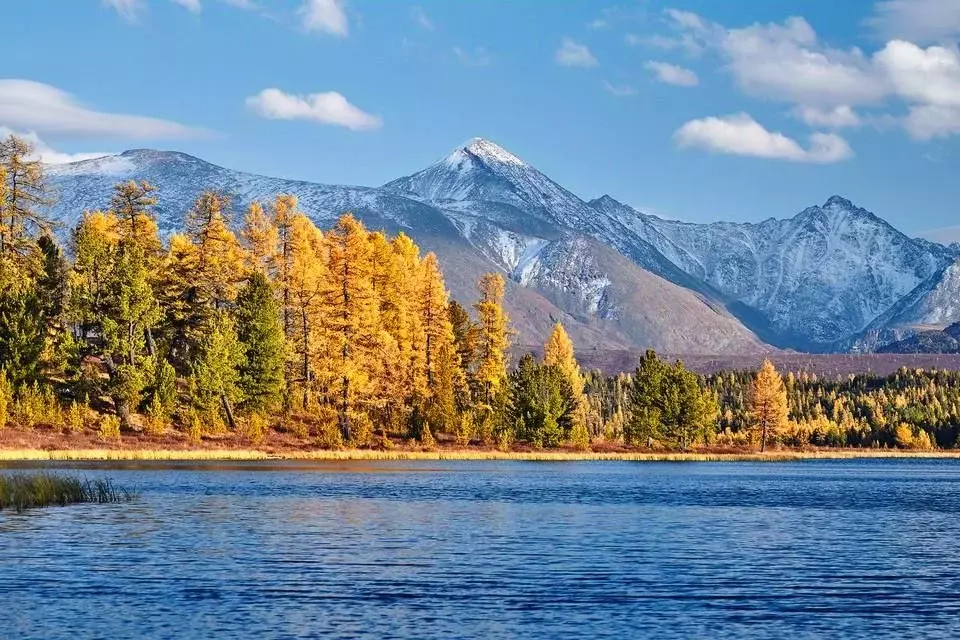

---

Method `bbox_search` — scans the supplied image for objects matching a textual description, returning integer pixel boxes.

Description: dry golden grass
[2,448,960,462]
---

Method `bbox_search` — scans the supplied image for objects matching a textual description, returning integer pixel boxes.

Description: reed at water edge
[0,473,135,512]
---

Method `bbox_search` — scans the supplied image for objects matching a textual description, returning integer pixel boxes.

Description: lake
[2,459,960,639]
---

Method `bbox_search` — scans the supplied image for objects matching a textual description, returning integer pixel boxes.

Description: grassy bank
[2,447,960,462]
[0,473,134,512]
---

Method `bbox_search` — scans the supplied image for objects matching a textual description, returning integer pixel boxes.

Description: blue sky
[2,0,959,236]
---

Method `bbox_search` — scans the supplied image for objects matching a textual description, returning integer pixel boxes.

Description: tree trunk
[145,327,156,358]
[301,307,309,411]
[221,390,236,431]
[103,355,133,432]
[760,415,768,453]
[340,375,351,442]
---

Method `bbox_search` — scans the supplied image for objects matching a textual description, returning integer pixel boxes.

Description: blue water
[3,459,960,639]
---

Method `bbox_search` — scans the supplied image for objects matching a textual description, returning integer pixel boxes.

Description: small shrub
[348,410,374,448]
[14,383,63,428]
[98,414,121,441]
[315,406,343,449]
[454,412,473,447]
[496,425,514,452]
[185,411,203,444]
[419,423,436,450]
[65,401,86,434]
[144,396,169,437]
[202,410,227,437]
[242,412,269,445]
[568,420,591,451]
[288,419,309,439]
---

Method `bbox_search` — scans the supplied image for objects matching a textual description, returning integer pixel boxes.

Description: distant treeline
[0,133,952,452]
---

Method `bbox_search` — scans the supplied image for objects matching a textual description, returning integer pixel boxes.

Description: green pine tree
[235,272,285,412]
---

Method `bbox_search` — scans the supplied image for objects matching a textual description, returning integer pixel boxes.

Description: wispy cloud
[410,6,433,30]
[102,0,142,22]
[555,38,598,67]
[0,127,112,165]
[645,61,699,87]
[171,0,202,13]
[674,113,853,163]
[0,79,205,139]
[453,46,492,67]
[246,88,382,131]
[602,81,637,97]
[867,0,960,44]
[792,105,862,129]
[299,0,348,37]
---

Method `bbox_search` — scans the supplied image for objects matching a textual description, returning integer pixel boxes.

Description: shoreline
[2,448,960,462]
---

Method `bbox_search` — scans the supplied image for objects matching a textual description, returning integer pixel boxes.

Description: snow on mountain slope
[50,140,954,353]
[384,138,599,229]
[588,195,958,350]
[44,145,768,354]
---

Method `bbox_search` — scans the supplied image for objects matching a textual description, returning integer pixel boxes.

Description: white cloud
[453,46,492,67]
[867,0,960,44]
[664,8,710,33]
[588,19,608,30]
[171,0,202,13]
[723,17,887,106]
[639,33,706,56]
[792,105,862,128]
[103,0,142,22]
[245,88,382,131]
[659,10,960,140]
[555,38,598,67]
[875,40,960,106]
[674,113,853,163]
[873,40,960,138]
[300,0,348,37]
[602,81,637,97]
[0,127,112,165]
[645,61,699,87]
[903,104,960,139]
[0,79,204,139]
[411,6,433,30]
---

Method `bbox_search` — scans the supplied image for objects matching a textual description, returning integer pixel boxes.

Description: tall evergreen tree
[235,272,285,413]
[189,310,244,430]
[509,353,574,448]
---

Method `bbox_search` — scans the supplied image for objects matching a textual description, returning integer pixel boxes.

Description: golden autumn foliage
[748,359,790,452]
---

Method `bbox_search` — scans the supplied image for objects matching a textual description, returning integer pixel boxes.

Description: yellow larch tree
[748,359,789,452]
[474,272,511,402]
[367,230,413,433]
[286,213,326,410]
[241,201,278,276]
[416,252,460,438]
[186,191,246,308]
[544,321,589,439]
[110,180,162,258]
[321,214,381,441]
[271,194,299,340]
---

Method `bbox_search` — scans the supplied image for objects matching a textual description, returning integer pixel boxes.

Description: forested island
[0,133,957,457]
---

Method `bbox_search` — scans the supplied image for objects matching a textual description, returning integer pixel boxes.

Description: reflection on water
[2,460,960,639]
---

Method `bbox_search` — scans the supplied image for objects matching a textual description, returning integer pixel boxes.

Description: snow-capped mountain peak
[460,137,526,166]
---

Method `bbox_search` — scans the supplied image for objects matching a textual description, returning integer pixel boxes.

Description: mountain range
[44,138,960,354]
